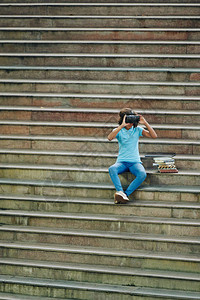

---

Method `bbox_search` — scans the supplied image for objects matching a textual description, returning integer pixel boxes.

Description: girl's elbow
[153,133,158,139]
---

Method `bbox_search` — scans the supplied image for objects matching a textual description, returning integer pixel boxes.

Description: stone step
[0,223,199,254]
[0,15,200,28]
[6,40,199,55]
[0,163,199,187]
[1,257,200,291]
[0,3,199,16]
[0,93,199,111]
[0,79,200,95]
[0,209,199,236]
[1,66,200,81]
[0,53,199,68]
[0,292,71,300]
[0,27,200,41]
[0,292,72,300]
[0,106,200,125]
[0,149,199,170]
[1,177,199,202]
[1,194,199,219]
[0,2,198,299]
[0,120,199,140]
[1,275,200,300]
[0,135,199,155]
[0,0,199,3]
[1,240,200,273]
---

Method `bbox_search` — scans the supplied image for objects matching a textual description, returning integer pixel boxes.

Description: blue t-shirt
[115,126,143,163]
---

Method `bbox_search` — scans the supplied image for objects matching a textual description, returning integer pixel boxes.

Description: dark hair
[118,108,137,125]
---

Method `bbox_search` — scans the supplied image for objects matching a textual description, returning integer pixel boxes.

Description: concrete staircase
[0,1,200,299]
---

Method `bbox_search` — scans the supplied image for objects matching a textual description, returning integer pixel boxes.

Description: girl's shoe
[114,191,129,204]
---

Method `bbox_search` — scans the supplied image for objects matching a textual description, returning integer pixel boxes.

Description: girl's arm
[139,115,158,139]
[107,115,127,141]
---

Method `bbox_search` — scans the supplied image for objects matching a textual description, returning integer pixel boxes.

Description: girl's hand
[122,115,129,127]
[139,114,147,125]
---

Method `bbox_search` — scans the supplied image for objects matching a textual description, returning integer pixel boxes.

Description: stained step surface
[1,275,200,300]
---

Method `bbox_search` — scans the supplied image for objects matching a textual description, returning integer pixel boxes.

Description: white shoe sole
[114,193,129,204]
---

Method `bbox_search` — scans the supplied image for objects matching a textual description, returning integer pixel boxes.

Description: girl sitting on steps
[107,107,157,204]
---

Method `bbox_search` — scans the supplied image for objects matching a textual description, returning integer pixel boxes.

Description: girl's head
[118,108,137,125]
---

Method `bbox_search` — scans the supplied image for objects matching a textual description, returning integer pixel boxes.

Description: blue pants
[109,162,147,196]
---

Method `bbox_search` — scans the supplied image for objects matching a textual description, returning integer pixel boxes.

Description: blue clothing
[115,126,143,163]
[109,162,147,196]
[109,126,146,196]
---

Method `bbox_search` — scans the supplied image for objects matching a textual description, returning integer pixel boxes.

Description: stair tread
[0,275,200,300]
[1,27,200,31]
[1,209,200,226]
[0,65,200,72]
[0,3,199,6]
[0,162,199,175]
[0,292,71,300]
[0,92,199,100]
[1,240,199,261]
[1,120,200,130]
[0,193,199,208]
[0,177,199,193]
[0,148,200,160]
[1,105,200,115]
[0,192,199,205]
[1,78,200,84]
[1,15,200,19]
[1,53,199,58]
[1,257,200,280]
[1,40,200,44]
[1,224,199,243]
[0,135,200,147]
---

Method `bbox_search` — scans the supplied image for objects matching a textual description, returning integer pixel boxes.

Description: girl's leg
[125,163,147,196]
[108,162,128,192]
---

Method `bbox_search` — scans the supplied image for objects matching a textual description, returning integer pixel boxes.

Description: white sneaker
[114,191,129,204]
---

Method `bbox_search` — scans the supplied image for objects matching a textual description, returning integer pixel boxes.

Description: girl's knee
[138,170,147,181]
[109,165,116,175]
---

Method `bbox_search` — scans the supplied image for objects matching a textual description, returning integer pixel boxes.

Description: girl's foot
[114,191,129,204]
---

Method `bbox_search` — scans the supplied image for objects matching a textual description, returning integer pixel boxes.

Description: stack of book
[153,156,178,173]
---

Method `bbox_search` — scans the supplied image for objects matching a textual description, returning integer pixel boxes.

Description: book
[153,156,178,173]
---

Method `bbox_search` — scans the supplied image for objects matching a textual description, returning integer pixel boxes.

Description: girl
[108,108,157,204]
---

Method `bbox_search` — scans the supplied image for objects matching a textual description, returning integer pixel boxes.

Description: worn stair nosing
[0,120,200,131]
[0,275,200,300]
[0,193,199,210]
[1,27,200,31]
[0,53,199,58]
[1,65,200,71]
[1,257,200,282]
[1,209,200,227]
[0,163,200,178]
[0,2,200,5]
[0,92,199,101]
[0,3,200,6]
[0,148,199,161]
[1,240,200,262]
[0,292,71,300]
[1,40,200,45]
[0,135,199,146]
[0,2,199,7]
[1,15,200,19]
[1,105,200,116]
[1,78,200,85]
[0,177,199,194]
[0,224,199,244]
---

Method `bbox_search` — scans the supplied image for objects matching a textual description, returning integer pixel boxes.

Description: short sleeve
[138,126,144,137]
[112,128,120,140]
